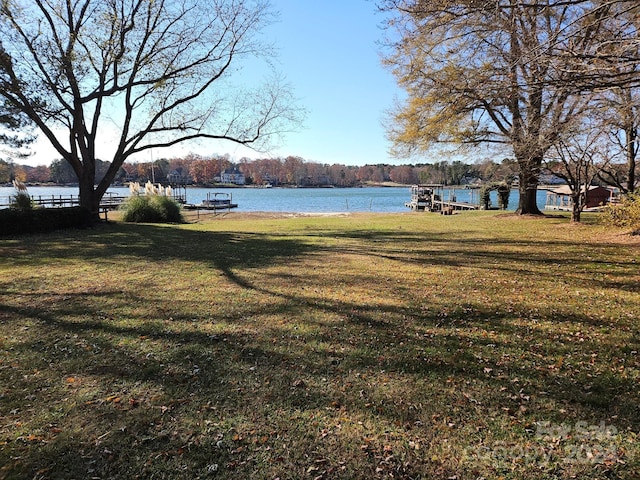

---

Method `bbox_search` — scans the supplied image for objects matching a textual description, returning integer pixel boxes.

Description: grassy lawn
[1,211,639,479]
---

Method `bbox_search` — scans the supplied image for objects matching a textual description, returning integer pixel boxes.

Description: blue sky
[262,0,400,165]
[25,0,402,167]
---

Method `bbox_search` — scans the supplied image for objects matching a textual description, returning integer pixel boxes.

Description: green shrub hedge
[0,207,92,236]
[119,195,184,223]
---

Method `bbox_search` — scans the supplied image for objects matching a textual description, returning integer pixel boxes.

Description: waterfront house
[544,185,615,211]
[221,166,245,185]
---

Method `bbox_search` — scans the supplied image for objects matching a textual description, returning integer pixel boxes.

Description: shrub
[10,192,34,210]
[150,195,183,223]
[119,196,157,223]
[479,182,511,210]
[602,193,640,234]
[119,195,184,223]
[0,207,92,236]
[9,180,34,211]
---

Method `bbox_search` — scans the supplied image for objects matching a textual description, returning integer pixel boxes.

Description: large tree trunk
[622,95,637,194]
[571,194,582,223]
[627,131,636,193]
[78,159,100,220]
[77,156,124,221]
[516,167,543,215]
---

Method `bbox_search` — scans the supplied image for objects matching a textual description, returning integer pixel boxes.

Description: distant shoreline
[5,182,565,190]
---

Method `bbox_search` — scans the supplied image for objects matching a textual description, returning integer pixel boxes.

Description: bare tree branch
[0,0,302,214]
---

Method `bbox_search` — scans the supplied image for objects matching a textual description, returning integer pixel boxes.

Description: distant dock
[183,192,237,211]
[405,184,479,213]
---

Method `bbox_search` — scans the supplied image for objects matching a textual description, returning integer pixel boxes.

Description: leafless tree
[0,0,301,215]
[545,120,611,222]
[595,85,640,193]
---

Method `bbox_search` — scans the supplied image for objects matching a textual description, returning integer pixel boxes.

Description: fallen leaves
[1,213,639,479]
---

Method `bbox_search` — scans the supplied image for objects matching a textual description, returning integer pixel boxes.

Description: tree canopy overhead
[0,44,33,157]
[379,0,640,214]
[0,98,32,157]
[0,0,300,214]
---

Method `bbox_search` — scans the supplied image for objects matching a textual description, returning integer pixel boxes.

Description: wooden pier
[405,185,478,213]
[183,192,237,212]
[432,200,478,213]
[183,202,238,211]
[0,193,128,211]
[0,188,239,216]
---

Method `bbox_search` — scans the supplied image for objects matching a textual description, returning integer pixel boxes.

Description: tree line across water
[4,153,633,191]
[0,155,550,188]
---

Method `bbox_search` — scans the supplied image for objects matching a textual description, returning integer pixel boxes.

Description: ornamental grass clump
[119,185,183,223]
[10,180,33,210]
[602,193,640,234]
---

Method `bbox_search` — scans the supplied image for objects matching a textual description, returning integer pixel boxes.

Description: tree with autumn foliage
[189,157,219,185]
[378,0,637,214]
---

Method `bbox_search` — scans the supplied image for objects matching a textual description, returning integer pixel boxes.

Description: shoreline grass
[1,212,639,479]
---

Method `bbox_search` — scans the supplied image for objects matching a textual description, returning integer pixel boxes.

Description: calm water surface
[0,185,548,212]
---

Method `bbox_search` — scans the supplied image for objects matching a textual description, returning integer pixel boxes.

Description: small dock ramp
[405,185,478,213]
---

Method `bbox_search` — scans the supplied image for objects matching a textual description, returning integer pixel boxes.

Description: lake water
[0,185,549,213]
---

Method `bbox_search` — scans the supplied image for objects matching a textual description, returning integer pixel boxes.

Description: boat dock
[405,184,479,213]
[431,200,478,213]
[0,192,129,211]
[183,192,238,211]
[0,184,241,214]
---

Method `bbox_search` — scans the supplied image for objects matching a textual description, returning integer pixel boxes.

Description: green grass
[1,211,639,479]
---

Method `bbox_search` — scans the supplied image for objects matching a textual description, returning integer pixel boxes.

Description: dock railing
[0,192,127,211]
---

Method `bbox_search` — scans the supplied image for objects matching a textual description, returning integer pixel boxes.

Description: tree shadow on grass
[309,227,640,294]
[9,290,634,479]
[1,222,639,479]
[1,222,315,290]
